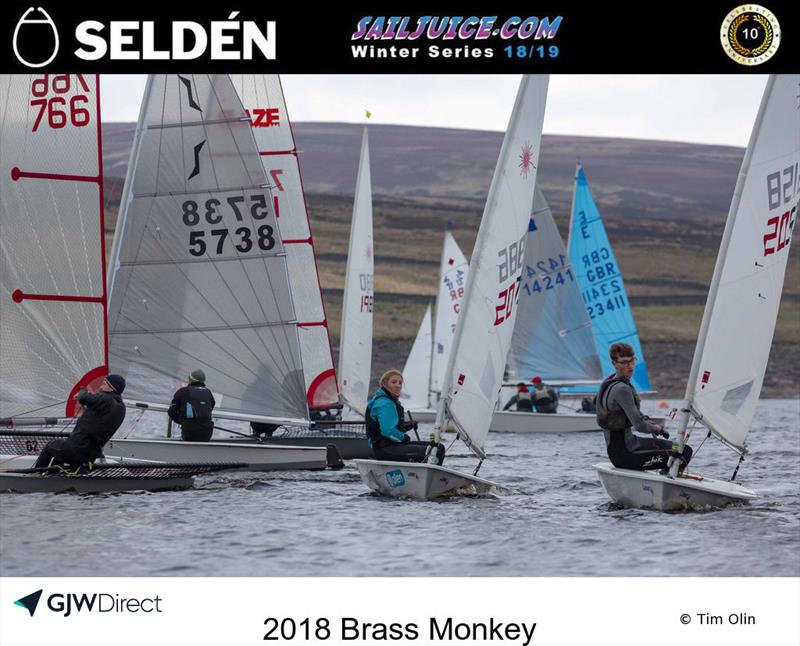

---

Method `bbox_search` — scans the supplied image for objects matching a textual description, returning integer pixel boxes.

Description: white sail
[438,75,549,458]
[686,74,800,451]
[338,127,375,416]
[507,187,602,381]
[400,304,432,409]
[229,75,339,410]
[107,74,308,425]
[0,74,107,418]
[430,231,469,397]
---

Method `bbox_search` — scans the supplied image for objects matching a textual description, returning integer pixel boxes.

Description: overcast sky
[103,74,769,148]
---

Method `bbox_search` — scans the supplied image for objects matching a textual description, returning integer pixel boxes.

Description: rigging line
[119,407,146,439]
[200,76,300,378]
[8,400,71,419]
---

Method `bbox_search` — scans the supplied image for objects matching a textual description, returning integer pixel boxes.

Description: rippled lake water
[1,400,798,577]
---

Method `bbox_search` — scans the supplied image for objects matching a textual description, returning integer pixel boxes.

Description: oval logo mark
[13,7,60,68]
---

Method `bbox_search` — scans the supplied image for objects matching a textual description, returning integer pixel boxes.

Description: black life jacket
[516,391,533,412]
[185,384,213,420]
[595,376,630,431]
[532,387,556,413]
[365,390,405,443]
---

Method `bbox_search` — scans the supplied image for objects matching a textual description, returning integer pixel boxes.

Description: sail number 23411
[494,236,525,326]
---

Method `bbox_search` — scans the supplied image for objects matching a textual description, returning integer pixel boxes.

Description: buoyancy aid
[516,391,533,412]
[595,376,630,431]
[532,387,556,413]
[365,390,405,444]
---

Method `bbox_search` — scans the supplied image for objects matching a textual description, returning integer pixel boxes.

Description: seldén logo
[13,589,163,617]
[12,7,276,68]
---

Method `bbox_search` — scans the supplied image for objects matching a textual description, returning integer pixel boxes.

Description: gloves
[428,432,437,444]
[403,420,418,432]
[401,434,410,444]
[657,427,670,439]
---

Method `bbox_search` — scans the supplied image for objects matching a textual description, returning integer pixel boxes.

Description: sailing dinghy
[404,231,469,424]
[492,187,603,433]
[0,74,246,489]
[596,74,798,510]
[105,74,329,470]
[355,75,550,499]
[0,461,244,494]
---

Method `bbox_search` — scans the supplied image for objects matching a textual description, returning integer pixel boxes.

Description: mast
[107,76,153,303]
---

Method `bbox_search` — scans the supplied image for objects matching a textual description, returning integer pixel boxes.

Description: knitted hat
[105,374,126,394]
[188,369,206,383]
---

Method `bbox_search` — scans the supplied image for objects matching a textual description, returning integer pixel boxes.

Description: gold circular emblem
[721,5,781,65]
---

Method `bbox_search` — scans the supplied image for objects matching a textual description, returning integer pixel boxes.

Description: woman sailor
[366,370,445,464]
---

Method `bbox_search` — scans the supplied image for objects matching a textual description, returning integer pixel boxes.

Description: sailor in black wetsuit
[366,370,445,465]
[168,369,216,442]
[34,374,127,469]
[597,342,692,473]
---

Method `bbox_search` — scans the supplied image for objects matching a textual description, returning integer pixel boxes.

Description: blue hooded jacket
[366,388,407,446]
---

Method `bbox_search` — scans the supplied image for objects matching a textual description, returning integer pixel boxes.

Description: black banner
[2,1,798,73]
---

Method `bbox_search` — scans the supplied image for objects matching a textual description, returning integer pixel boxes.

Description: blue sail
[508,187,602,382]
[568,165,653,392]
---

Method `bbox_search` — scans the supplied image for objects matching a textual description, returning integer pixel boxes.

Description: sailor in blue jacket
[366,370,445,465]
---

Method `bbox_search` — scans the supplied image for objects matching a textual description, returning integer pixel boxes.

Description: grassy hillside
[100,123,799,397]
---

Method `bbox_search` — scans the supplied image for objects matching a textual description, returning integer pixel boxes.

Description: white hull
[0,472,195,494]
[595,462,756,511]
[355,459,498,500]
[490,410,600,433]
[104,438,327,471]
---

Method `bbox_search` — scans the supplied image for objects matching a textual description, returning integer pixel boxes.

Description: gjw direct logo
[13,589,163,617]
[12,6,276,68]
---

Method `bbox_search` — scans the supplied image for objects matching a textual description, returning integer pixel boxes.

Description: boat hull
[354,459,498,500]
[490,410,600,433]
[248,436,371,459]
[0,472,194,494]
[595,462,757,511]
[104,438,327,471]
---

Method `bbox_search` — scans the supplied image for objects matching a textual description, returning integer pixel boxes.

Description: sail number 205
[494,236,525,326]
[182,195,275,257]
[763,165,798,256]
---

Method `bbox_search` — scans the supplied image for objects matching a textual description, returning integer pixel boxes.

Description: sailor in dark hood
[34,374,127,469]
